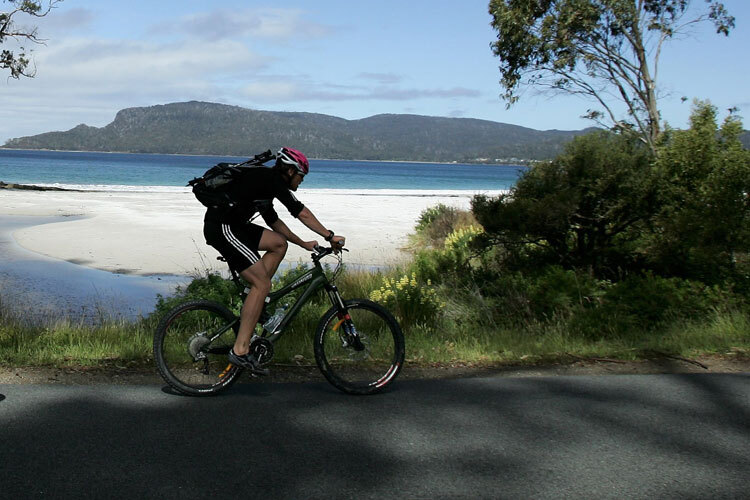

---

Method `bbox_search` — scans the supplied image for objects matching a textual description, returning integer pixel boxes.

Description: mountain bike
[153,246,405,396]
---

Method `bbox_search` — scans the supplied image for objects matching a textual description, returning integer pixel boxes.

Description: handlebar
[312,244,347,283]
[312,243,348,260]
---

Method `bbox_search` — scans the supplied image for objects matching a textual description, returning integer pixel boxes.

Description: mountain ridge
[3,101,598,162]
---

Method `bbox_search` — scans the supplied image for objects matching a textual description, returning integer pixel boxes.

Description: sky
[1,0,748,143]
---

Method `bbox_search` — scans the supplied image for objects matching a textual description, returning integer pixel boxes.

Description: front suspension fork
[326,285,365,351]
[326,284,350,329]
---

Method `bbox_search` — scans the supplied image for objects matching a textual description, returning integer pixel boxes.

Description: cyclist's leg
[234,261,271,355]
[204,221,267,357]
[233,230,288,355]
[258,229,288,280]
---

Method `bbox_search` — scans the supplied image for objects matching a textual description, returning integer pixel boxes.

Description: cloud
[241,79,480,103]
[34,7,96,37]
[32,37,267,91]
[358,72,403,85]
[153,8,334,42]
[368,87,481,100]
[0,36,269,141]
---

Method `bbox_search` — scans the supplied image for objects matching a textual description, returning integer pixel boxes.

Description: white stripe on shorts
[222,224,259,264]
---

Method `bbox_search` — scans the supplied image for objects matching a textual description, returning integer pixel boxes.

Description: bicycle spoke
[154,301,242,396]
[315,300,404,395]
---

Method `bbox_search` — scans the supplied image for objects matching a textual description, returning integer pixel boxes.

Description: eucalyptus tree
[1,0,61,79]
[488,0,734,152]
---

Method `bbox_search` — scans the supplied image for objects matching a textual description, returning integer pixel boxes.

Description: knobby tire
[154,300,242,396]
[314,299,405,395]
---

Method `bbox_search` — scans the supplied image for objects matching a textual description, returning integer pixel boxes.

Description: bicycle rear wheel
[154,300,242,396]
[314,299,405,395]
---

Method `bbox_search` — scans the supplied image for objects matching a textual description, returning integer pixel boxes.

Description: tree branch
[0,1,61,79]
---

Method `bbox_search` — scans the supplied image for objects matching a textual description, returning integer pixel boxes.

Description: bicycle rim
[315,299,405,395]
[154,300,242,396]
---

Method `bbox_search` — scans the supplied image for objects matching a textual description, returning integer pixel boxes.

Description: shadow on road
[1,374,748,498]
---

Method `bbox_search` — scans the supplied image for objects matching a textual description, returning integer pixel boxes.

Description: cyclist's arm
[297,207,332,239]
[269,218,316,250]
[297,207,346,250]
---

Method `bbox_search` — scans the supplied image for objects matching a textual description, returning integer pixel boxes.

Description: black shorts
[204,221,265,272]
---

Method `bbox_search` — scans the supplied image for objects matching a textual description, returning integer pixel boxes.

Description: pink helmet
[277,147,310,176]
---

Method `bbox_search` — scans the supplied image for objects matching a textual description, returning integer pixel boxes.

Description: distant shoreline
[0,180,78,192]
[0,180,507,196]
[0,147,529,167]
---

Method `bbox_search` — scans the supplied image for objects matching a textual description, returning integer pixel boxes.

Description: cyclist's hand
[331,235,346,253]
[302,240,319,251]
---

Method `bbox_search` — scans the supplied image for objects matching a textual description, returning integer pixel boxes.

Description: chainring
[250,337,274,366]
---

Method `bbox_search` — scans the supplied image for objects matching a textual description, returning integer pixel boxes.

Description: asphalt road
[1,374,748,499]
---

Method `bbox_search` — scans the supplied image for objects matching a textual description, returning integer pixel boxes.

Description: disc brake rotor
[348,332,370,361]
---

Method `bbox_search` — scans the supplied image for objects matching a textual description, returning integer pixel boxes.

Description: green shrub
[471,103,749,292]
[525,266,606,319]
[466,265,607,326]
[154,272,243,317]
[647,101,750,286]
[471,130,657,278]
[569,273,733,338]
[369,272,445,328]
[411,225,484,284]
[415,203,455,232]
[414,204,478,248]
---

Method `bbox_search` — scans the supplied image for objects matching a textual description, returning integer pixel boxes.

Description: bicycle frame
[228,249,347,345]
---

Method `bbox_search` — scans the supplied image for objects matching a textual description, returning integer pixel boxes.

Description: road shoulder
[1,355,748,385]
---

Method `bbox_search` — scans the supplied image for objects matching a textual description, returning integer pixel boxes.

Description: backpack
[187,150,275,210]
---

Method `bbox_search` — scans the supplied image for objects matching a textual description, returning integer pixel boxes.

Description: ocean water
[0,149,525,191]
[0,216,185,322]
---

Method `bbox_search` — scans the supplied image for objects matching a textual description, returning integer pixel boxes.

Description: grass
[1,272,747,369]
[0,317,154,367]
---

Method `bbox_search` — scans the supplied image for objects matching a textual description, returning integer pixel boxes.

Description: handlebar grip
[312,244,347,257]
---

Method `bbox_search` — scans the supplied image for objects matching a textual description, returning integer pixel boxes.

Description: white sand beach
[0,188,501,277]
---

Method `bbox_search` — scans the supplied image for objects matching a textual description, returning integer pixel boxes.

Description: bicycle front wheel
[314,299,405,395]
[154,300,242,396]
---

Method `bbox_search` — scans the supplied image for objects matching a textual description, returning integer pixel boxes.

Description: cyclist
[202,147,346,375]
